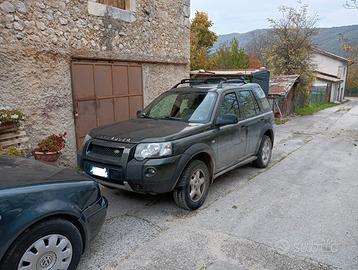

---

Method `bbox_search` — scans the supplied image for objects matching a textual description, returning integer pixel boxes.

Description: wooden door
[71,61,143,148]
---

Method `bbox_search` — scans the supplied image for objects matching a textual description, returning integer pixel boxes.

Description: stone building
[0,0,190,164]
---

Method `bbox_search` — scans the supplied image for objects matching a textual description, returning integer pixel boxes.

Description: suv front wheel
[173,160,210,210]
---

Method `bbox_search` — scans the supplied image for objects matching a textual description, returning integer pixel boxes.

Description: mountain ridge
[212,25,358,58]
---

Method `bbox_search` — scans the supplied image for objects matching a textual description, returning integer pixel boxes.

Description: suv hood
[90,118,209,143]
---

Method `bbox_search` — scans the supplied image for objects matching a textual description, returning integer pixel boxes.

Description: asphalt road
[78,98,358,270]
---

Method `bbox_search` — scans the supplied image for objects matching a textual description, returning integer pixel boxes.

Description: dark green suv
[79,79,274,210]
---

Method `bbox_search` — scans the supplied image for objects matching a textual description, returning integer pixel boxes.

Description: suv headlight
[135,142,172,160]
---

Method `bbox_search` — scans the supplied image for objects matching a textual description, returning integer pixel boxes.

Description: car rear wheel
[253,135,272,168]
[173,160,210,210]
[1,219,83,270]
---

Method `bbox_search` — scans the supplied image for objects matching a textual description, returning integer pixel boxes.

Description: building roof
[190,68,267,76]
[312,47,349,63]
[269,75,300,96]
[315,71,343,83]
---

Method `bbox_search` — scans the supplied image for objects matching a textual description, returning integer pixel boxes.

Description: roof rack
[217,78,246,89]
[172,77,246,89]
[172,77,229,88]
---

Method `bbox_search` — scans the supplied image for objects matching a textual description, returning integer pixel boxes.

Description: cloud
[191,0,358,34]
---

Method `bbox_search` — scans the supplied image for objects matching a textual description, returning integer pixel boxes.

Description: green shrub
[296,102,337,116]
[0,145,25,157]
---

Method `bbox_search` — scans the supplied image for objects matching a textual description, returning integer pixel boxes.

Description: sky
[190,0,358,34]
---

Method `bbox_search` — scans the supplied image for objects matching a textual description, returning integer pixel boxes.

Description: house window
[97,0,129,10]
[88,0,136,22]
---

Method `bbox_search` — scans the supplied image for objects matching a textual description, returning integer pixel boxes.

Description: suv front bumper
[79,141,182,194]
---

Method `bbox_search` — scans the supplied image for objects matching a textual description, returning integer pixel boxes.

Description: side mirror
[216,114,238,126]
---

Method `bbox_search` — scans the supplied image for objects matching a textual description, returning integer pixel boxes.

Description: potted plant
[0,107,25,131]
[33,132,67,162]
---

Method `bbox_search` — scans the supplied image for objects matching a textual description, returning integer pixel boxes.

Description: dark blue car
[0,156,108,270]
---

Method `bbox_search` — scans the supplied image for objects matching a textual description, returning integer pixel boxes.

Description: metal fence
[311,86,328,105]
[346,88,358,97]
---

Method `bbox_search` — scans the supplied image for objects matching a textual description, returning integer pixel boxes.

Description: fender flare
[256,126,274,154]
[0,202,87,262]
[171,143,216,189]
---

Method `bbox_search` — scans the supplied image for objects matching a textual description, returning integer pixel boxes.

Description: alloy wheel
[261,139,272,166]
[189,169,206,202]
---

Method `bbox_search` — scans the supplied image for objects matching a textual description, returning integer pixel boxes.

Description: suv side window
[238,90,260,118]
[219,92,241,118]
[252,86,271,112]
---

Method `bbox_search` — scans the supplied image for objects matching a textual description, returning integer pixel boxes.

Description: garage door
[71,61,143,148]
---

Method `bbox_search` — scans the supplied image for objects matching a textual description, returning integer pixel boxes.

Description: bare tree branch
[344,0,358,9]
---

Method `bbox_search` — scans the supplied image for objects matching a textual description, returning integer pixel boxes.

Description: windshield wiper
[162,116,183,121]
[138,113,154,119]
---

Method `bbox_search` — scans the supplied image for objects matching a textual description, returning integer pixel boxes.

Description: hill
[212,25,358,58]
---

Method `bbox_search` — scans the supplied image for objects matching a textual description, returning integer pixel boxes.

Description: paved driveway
[78,98,358,270]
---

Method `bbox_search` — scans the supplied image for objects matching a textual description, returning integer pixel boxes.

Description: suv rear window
[253,86,271,111]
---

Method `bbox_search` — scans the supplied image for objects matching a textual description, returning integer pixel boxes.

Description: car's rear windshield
[142,91,217,123]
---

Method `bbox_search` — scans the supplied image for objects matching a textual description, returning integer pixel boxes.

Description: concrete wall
[0,0,190,165]
[312,53,347,79]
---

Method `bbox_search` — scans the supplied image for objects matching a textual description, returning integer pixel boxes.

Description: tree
[247,54,263,69]
[347,65,358,92]
[340,35,358,92]
[210,39,250,69]
[190,12,217,70]
[344,0,358,9]
[246,31,271,66]
[265,5,318,104]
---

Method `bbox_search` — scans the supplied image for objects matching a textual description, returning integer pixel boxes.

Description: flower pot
[33,151,61,162]
[0,122,18,132]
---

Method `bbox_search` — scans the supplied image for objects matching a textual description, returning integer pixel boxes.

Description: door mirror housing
[216,114,239,126]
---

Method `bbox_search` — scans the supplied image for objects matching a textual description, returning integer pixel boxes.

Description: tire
[1,218,83,270]
[253,135,272,168]
[173,160,210,210]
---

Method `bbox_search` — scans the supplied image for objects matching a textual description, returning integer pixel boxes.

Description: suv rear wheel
[253,135,272,168]
[173,160,210,210]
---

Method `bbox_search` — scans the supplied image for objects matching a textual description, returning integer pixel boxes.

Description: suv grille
[88,144,124,158]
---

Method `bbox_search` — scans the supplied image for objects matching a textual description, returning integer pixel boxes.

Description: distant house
[312,48,349,103]
[269,75,300,117]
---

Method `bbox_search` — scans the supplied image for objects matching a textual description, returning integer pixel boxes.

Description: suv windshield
[142,91,217,123]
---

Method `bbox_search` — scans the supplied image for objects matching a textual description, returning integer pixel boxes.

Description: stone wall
[0,0,190,165]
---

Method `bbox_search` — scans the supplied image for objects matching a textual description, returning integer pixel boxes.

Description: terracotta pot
[33,151,61,162]
[0,122,18,132]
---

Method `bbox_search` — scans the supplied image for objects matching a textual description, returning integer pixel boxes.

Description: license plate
[90,166,109,179]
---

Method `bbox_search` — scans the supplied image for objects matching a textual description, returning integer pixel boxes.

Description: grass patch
[296,102,337,116]
[275,118,288,125]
